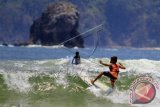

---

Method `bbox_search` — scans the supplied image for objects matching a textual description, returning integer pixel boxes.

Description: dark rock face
[29,2,84,48]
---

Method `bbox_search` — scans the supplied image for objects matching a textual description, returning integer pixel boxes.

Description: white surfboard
[72,64,112,93]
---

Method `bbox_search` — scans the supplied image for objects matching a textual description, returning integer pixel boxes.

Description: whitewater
[0,45,160,107]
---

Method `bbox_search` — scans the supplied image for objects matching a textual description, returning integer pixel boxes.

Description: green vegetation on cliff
[0,0,160,47]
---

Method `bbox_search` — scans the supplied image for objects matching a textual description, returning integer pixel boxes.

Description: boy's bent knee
[100,72,104,75]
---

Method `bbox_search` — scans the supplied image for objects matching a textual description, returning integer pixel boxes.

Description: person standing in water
[72,51,81,65]
[91,56,126,89]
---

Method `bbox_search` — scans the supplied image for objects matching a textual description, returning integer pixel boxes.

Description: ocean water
[0,45,160,107]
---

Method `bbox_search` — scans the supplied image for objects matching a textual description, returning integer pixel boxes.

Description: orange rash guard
[109,64,120,79]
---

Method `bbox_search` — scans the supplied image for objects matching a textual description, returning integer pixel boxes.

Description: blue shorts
[103,71,117,80]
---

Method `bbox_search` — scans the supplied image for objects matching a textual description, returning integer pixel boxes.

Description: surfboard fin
[106,88,113,95]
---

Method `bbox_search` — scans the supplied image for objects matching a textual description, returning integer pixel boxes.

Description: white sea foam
[124,59,160,75]
[0,58,160,106]
[0,70,33,92]
[26,44,64,48]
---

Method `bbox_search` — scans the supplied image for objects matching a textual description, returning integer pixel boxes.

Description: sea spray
[0,58,160,106]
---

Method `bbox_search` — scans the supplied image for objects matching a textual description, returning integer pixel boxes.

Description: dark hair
[76,51,79,56]
[110,56,117,64]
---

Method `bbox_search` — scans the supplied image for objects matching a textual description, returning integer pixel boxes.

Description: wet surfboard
[73,64,113,94]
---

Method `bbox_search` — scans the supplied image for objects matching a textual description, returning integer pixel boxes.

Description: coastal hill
[0,0,160,47]
[29,2,84,48]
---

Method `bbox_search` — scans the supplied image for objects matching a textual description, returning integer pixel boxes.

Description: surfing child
[91,56,126,89]
[72,51,81,65]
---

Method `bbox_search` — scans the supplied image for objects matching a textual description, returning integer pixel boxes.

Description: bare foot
[90,79,95,85]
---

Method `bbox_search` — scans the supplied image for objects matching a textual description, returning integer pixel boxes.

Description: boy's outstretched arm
[72,58,74,64]
[99,60,110,66]
[119,63,126,69]
[79,57,81,64]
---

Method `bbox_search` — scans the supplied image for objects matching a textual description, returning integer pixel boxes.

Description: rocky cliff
[29,2,84,48]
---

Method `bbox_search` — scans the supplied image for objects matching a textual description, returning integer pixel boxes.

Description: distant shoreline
[1,43,160,50]
[129,47,160,50]
[103,46,160,50]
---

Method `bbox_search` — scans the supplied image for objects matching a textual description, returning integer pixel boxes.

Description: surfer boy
[72,51,81,65]
[91,56,126,89]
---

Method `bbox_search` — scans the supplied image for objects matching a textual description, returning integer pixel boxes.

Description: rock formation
[29,2,84,48]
